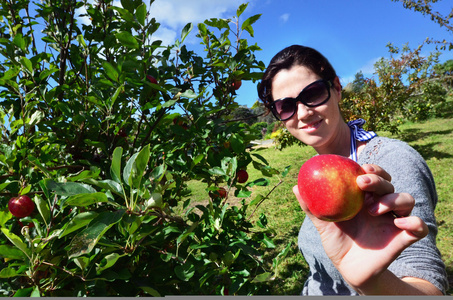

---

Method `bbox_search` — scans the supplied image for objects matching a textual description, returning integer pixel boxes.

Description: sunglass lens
[274,99,296,120]
[304,81,329,106]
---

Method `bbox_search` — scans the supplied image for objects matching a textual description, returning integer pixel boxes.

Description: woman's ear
[333,76,342,100]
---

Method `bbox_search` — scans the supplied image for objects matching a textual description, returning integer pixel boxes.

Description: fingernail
[358,175,371,184]
[364,165,375,172]
[394,218,407,225]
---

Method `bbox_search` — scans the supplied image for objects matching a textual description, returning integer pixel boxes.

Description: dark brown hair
[257,45,337,109]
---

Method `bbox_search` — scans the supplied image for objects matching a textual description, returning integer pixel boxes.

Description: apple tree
[0,0,289,296]
[341,41,449,133]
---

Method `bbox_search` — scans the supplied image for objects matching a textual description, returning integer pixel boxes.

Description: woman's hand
[293,164,429,294]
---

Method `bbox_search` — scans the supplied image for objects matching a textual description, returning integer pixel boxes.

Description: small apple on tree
[236,169,248,183]
[146,74,158,84]
[297,154,365,222]
[209,187,227,201]
[231,79,242,90]
[8,195,35,218]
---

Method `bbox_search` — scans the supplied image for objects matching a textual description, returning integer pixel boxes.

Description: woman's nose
[296,102,312,119]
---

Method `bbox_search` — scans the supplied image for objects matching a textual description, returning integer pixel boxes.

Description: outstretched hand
[293,164,429,293]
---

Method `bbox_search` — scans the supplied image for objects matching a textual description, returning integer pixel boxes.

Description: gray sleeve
[359,137,449,294]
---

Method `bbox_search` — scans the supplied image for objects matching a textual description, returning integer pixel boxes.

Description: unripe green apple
[297,154,365,222]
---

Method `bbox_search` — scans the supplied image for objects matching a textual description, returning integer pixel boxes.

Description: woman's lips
[301,119,322,132]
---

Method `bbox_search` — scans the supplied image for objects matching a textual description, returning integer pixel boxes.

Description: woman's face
[271,65,344,153]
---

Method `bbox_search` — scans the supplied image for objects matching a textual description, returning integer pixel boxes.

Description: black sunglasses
[270,79,333,121]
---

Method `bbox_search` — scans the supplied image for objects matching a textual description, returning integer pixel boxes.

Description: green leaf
[0,267,19,278]
[103,61,119,82]
[82,179,123,197]
[191,154,204,168]
[236,3,248,17]
[44,180,96,196]
[115,31,139,49]
[11,287,34,297]
[273,242,292,269]
[139,286,161,297]
[241,14,261,37]
[35,195,50,225]
[180,89,198,98]
[107,84,124,110]
[135,3,146,26]
[13,33,26,50]
[262,234,276,248]
[249,194,264,206]
[28,110,44,126]
[68,210,125,258]
[246,178,270,187]
[30,286,40,297]
[0,245,27,260]
[251,271,273,283]
[74,256,90,271]
[0,181,11,192]
[0,210,12,227]
[180,23,193,44]
[62,192,109,208]
[197,23,207,36]
[208,166,225,176]
[123,152,139,186]
[20,57,33,75]
[123,144,150,188]
[251,153,269,165]
[59,212,99,238]
[174,261,195,281]
[111,147,123,184]
[0,228,30,258]
[281,165,291,177]
[96,252,125,274]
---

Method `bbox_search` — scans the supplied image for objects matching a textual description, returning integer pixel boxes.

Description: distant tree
[434,59,453,88]
[251,100,274,124]
[230,105,258,125]
[351,71,366,93]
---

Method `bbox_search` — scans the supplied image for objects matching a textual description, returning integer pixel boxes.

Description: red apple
[236,169,248,183]
[146,75,158,84]
[209,187,227,200]
[297,154,365,222]
[8,195,35,218]
[231,80,242,90]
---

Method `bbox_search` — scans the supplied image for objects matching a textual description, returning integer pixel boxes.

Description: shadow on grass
[398,128,453,160]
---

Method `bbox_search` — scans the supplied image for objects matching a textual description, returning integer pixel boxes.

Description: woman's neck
[315,121,351,157]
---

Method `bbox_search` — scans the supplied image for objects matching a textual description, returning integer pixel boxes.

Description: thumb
[292,185,318,221]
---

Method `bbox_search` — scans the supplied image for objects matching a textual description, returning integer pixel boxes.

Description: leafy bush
[0,1,289,296]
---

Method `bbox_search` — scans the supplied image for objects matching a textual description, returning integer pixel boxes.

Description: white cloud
[280,13,290,23]
[359,57,381,76]
[150,0,247,29]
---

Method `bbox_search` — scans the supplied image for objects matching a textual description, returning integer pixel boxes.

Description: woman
[257,45,448,295]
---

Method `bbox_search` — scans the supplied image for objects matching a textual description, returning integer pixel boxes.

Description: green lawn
[186,116,453,295]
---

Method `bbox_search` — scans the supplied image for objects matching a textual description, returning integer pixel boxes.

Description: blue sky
[146,0,453,108]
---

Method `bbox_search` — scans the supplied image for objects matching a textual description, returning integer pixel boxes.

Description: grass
[185,115,453,295]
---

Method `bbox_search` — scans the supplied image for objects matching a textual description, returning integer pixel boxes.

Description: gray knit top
[298,136,449,295]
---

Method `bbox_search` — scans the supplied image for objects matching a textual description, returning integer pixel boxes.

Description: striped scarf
[348,119,377,162]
